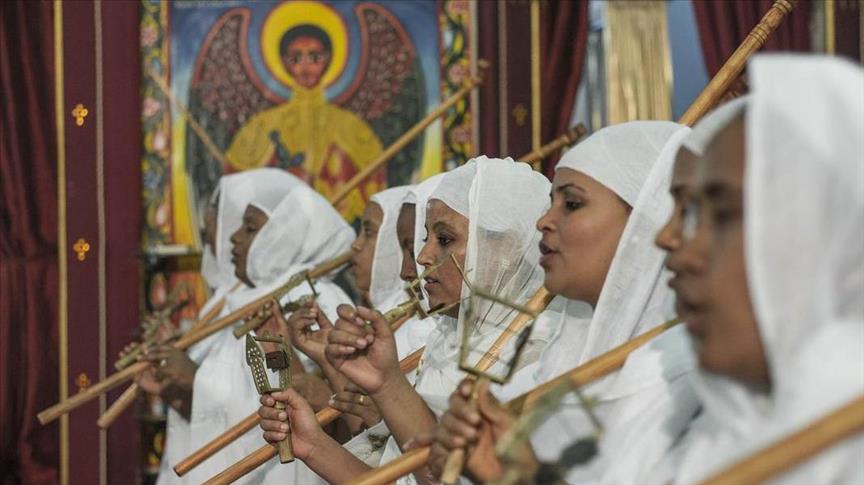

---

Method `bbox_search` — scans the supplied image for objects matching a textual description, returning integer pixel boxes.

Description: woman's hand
[325,305,401,395]
[140,344,198,393]
[329,382,381,431]
[292,372,333,412]
[430,379,536,483]
[286,301,332,365]
[257,297,290,340]
[259,389,326,461]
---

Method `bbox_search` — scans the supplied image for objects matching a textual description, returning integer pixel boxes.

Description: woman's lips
[539,241,557,268]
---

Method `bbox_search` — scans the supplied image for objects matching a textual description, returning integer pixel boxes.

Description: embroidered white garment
[669,54,864,485]
[502,121,700,484]
[378,157,557,485]
[186,170,354,484]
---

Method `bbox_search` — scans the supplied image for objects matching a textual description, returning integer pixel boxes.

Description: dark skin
[396,203,418,282]
[230,205,269,287]
[416,200,469,318]
[203,203,218,250]
[283,36,330,90]
[688,116,770,385]
[350,202,384,303]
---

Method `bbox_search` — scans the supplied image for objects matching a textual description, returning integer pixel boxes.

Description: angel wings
[184,2,427,222]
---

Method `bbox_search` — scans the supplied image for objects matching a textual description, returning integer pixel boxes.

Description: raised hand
[259,389,326,460]
[430,379,536,483]
[325,305,400,395]
[140,344,198,393]
[284,300,333,365]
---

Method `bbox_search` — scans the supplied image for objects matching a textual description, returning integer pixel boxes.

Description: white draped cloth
[666,54,864,485]
[497,121,700,484]
[184,169,355,484]
[377,157,558,484]
[156,170,277,485]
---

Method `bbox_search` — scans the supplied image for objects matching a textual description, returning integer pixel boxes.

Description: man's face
[283,36,330,89]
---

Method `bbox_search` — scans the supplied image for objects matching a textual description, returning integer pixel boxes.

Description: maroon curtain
[540,0,589,176]
[693,0,811,76]
[0,1,60,484]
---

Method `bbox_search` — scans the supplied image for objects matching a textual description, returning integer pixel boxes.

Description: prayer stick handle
[699,394,864,485]
[678,0,797,126]
[331,60,489,206]
[519,124,588,166]
[274,401,295,463]
[96,382,140,429]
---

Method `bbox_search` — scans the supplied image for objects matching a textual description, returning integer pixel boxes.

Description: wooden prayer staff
[521,124,588,168]
[678,0,796,126]
[699,394,864,485]
[347,319,681,485]
[331,60,489,206]
[37,251,353,426]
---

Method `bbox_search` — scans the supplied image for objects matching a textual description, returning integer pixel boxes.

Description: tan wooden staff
[699,394,864,485]
[347,319,681,485]
[37,251,353,425]
[521,124,587,168]
[330,60,489,206]
[678,0,796,126]
[174,305,421,477]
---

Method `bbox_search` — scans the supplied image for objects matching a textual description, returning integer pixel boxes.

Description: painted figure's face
[230,205,269,287]
[283,36,331,89]
[351,202,384,298]
[417,200,468,318]
[685,117,770,385]
[536,168,630,306]
[396,203,417,283]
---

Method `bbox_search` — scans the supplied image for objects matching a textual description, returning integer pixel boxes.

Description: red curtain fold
[692,0,812,76]
[0,1,60,484]
[540,0,590,176]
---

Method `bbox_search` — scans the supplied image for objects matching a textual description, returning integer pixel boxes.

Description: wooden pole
[346,319,681,485]
[520,124,587,168]
[37,251,353,425]
[678,0,797,126]
[330,60,489,206]
[699,394,864,485]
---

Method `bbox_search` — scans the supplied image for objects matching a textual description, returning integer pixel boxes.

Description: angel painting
[182,0,432,223]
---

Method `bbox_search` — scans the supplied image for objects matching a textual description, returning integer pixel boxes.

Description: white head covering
[404,173,446,306]
[672,54,864,484]
[515,121,700,483]
[245,177,355,288]
[429,156,552,370]
[368,186,414,310]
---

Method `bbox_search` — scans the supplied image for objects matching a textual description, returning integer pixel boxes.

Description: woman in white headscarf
[428,121,700,484]
[256,157,556,483]
[183,167,355,484]
[659,54,864,485]
[149,171,258,485]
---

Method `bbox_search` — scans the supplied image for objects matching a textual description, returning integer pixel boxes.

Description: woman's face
[350,202,384,296]
[230,205,269,287]
[656,147,699,251]
[417,200,468,318]
[688,117,770,385]
[536,168,630,306]
[396,203,417,283]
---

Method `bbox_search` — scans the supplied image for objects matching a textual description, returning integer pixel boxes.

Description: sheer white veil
[368,185,413,310]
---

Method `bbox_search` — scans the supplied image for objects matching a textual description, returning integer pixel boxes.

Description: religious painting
[141,0,476,249]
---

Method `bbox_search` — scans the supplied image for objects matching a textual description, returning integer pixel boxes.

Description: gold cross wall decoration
[73,238,90,261]
[71,103,89,126]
